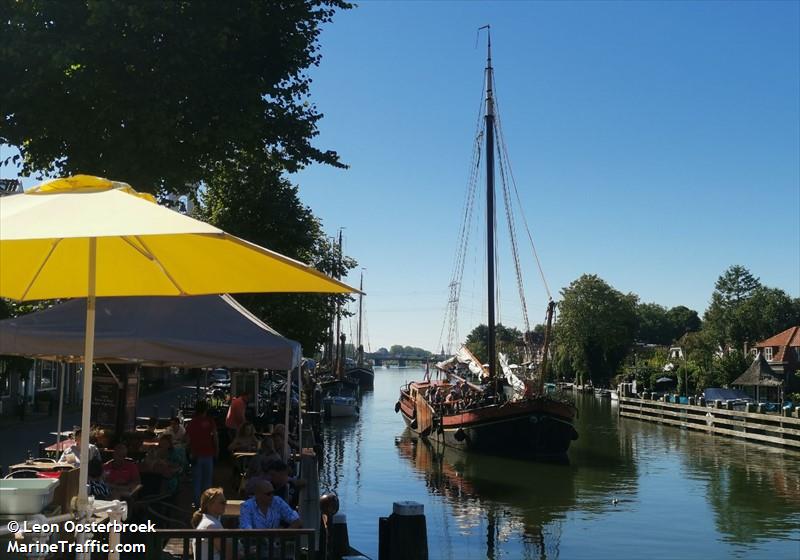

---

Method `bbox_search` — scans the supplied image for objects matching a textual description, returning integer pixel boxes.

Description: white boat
[323,394,359,418]
[610,389,619,401]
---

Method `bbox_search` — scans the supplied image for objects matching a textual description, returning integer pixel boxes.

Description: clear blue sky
[3,1,798,353]
[294,1,799,352]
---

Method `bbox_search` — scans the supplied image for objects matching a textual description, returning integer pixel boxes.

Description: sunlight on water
[320,367,800,559]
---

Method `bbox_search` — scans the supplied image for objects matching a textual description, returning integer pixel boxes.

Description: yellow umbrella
[0,175,356,511]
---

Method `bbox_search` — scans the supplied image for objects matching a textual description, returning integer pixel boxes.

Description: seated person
[270,424,299,461]
[239,480,301,530]
[58,428,101,465]
[228,422,260,453]
[87,458,111,500]
[264,460,305,509]
[103,443,141,498]
[163,417,186,446]
[241,437,281,495]
[191,487,228,560]
[140,433,186,494]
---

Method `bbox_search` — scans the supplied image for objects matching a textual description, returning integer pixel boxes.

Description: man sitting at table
[103,443,141,499]
[239,480,301,529]
[58,428,101,465]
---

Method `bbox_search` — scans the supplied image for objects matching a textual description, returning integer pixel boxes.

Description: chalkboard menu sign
[124,369,139,432]
[91,373,119,428]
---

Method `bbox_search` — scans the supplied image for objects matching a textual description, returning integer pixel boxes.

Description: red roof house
[754,326,800,390]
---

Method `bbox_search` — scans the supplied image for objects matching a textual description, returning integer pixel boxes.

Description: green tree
[739,287,800,343]
[635,303,673,345]
[704,265,761,348]
[0,0,349,194]
[195,159,356,354]
[704,266,799,349]
[464,323,524,366]
[666,305,701,339]
[555,274,638,386]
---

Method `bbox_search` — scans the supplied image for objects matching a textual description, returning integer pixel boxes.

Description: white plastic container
[0,479,60,514]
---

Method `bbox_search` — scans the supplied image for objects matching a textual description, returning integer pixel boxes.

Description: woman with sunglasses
[192,487,228,560]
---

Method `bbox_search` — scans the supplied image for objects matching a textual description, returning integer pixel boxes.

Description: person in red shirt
[103,443,140,499]
[186,399,218,506]
[225,391,250,440]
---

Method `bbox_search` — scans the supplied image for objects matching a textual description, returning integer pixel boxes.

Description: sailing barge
[395,31,578,458]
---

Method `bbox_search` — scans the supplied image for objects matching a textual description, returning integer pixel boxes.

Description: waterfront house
[753,326,800,392]
[732,352,784,403]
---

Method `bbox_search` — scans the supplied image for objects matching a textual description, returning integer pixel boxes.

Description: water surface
[320,367,800,559]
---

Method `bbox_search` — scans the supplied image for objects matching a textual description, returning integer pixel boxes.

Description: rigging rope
[493,84,553,302]
[438,87,486,355]
[496,116,530,334]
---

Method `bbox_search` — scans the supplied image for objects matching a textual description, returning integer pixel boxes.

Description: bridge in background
[364,353,447,367]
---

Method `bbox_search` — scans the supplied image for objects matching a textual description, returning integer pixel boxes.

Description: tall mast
[335,228,343,378]
[484,28,496,380]
[357,270,364,366]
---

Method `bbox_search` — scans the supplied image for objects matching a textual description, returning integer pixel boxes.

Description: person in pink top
[225,391,250,440]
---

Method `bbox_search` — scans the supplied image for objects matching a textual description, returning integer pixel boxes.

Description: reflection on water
[320,369,800,560]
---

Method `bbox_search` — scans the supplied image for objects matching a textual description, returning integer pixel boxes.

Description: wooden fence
[144,528,315,560]
[618,396,800,450]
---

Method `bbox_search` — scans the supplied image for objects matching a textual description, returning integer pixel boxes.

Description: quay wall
[618,396,800,450]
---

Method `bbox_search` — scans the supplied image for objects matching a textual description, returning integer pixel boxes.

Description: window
[37,360,57,390]
[764,347,773,361]
[794,347,800,362]
[0,362,9,397]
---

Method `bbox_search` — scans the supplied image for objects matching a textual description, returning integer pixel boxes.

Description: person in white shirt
[191,487,227,560]
[58,428,100,465]
[164,416,186,446]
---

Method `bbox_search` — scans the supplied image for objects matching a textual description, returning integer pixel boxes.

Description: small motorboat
[323,394,359,418]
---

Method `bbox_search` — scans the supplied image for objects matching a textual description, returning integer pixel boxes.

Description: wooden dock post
[330,512,350,560]
[379,501,428,560]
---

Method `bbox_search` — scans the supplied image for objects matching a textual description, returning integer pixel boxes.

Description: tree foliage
[555,274,638,386]
[388,345,431,357]
[666,305,701,338]
[635,303,673,345]
[0,0,350,194]
[194,158,356,354]
[704,265,799,349]
[464,323,524,365]
[635,303,702,345]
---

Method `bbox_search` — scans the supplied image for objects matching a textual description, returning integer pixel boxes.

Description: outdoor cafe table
[223,499,244,523]
[9,461,74,473]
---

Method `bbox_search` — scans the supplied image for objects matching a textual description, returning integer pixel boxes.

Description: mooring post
[330,512,350,559]
[382,501,427,560]
[378,516,390,560]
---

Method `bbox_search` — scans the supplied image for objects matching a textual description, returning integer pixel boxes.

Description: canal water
[319,367,800,560]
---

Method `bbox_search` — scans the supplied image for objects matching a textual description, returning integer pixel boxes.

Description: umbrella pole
[56,362,66,452]
[296,365,303,475]
[77,239,97,519]
[284,369,291,462]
